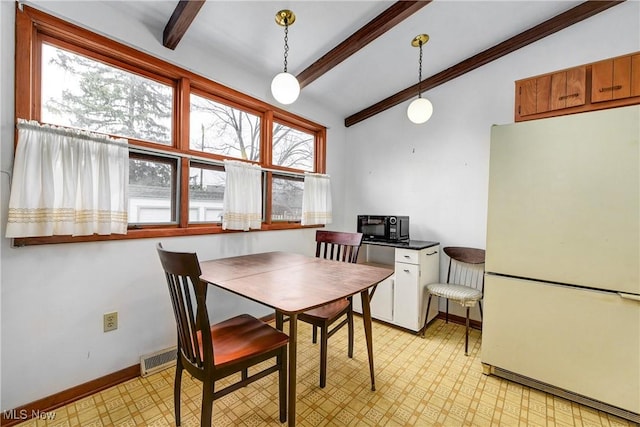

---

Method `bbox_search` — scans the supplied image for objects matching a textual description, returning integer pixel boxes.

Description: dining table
[199,251,394,426]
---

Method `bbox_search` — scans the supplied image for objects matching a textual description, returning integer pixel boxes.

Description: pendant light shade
[407,34,432,124]
[271,10,299,105]
[407,97,433,124]
[271,72,300,105]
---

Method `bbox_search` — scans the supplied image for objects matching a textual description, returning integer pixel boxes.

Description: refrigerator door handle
[618,292,640,302]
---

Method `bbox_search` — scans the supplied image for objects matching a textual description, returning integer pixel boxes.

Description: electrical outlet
[103,312,118,332]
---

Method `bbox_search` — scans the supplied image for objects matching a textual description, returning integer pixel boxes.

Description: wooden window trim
[13,4,326,246]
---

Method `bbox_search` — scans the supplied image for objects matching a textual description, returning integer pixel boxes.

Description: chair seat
[199,314,289,368]
[427,283,482,307]
[299,298,350,321]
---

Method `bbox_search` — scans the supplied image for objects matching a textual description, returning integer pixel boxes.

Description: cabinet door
[518,78,538,117]
[352,275,394,322]
[517,75,551,116]
[631,54,640,97]
[550,67,586,110]
[565,66,587,107]
[592,56,632,102]
[393,262,420,330]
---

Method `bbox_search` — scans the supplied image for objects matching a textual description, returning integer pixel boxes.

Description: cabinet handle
[403,269,410,273]
[426,251,438,256]
[558,93,579,100]
[599,85,622,92]
[403,255,411,258]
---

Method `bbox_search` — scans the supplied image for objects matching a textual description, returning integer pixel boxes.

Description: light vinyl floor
[15,318,635,427]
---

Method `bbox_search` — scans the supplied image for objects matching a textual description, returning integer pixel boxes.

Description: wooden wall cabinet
[518,67,586,117]
[515,51,640,122]
[591,53,640,102]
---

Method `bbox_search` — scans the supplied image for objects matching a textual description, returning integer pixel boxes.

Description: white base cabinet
[353,241,440,332]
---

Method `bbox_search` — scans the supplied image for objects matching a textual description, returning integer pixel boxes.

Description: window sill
[11,223,324,246]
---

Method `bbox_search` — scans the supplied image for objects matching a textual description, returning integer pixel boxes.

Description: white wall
[344,3,640,321]
[0,1,349,410]
[1,0,639,411]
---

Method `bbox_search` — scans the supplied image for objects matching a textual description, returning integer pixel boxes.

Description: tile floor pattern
[16,319,635,427]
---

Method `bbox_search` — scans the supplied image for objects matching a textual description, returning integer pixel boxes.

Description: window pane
[189,164,225,223]
[271,176,303,221]
[190,93,261,161]
[273,123,314,172]
[41,43,173,145]
[128,157,175,223]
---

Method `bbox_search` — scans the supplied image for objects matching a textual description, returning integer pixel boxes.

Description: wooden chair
[420,246,486,356]
[156,243,289,426]
[297,230,363,388]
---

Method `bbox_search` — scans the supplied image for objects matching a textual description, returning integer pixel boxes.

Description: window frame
[14,5,326,245]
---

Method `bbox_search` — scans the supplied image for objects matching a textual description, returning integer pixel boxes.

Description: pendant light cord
[417,41,423,99]
[283,19,289,73]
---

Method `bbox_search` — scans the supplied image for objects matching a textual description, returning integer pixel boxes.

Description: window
[14,5,327,245]
[273,122,314,171]
[128,154,177,224]
[188,163,225,223]
[41,43,173,145]
[272,175,304,221]
[190,93,261,161]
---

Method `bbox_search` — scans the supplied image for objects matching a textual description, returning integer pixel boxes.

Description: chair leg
[312,325,318,344]
[201,382,214,427]
[347,310,354,358]
[446,299,450,323]
[420,294,433,338]
[174,357,183,426]
[320,324,329,388]
[278,347,288,423]
[465,307,470,356]
[478,300,483,320]
[241,368,248,382]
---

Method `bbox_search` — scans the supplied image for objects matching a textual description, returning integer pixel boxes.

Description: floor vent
[140,347,177,377]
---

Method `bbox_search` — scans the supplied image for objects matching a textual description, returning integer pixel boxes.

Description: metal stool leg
[464,307,470,356]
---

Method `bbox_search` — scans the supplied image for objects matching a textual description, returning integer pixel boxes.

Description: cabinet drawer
[395,249,418,264]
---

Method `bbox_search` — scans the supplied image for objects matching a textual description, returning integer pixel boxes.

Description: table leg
[360,289,376,391]
[288,313,297,427]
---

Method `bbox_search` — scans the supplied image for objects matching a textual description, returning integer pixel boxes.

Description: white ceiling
[103,1,584,119]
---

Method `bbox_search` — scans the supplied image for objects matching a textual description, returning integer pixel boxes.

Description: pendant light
[271,10,300,105]
[407,34,433,124]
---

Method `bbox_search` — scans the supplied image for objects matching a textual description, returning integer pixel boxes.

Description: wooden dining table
[199,251,394,426]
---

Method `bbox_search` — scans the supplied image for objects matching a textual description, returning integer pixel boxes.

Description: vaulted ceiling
[103,0,623,126]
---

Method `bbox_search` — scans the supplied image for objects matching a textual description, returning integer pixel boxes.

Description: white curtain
[6,120,129,238]
[301,172,332,225]
[222,159,262,231]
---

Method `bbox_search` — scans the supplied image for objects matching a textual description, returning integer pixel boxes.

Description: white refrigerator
[482,105,639,423]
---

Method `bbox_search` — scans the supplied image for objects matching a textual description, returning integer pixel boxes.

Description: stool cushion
[427,283,482,307]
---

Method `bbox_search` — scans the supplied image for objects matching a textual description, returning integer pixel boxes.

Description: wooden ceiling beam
[344,0,624,127]
[163,0,206,50]
[296,0,432,89]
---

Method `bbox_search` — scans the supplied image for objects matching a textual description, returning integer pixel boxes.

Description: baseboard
[435,312,483,330]
[1,364,139,427]
[353,310,482,334]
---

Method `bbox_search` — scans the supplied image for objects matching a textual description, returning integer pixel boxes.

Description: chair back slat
[315,231,363,264]
[157,243,213,371]
[443,246,486,292]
